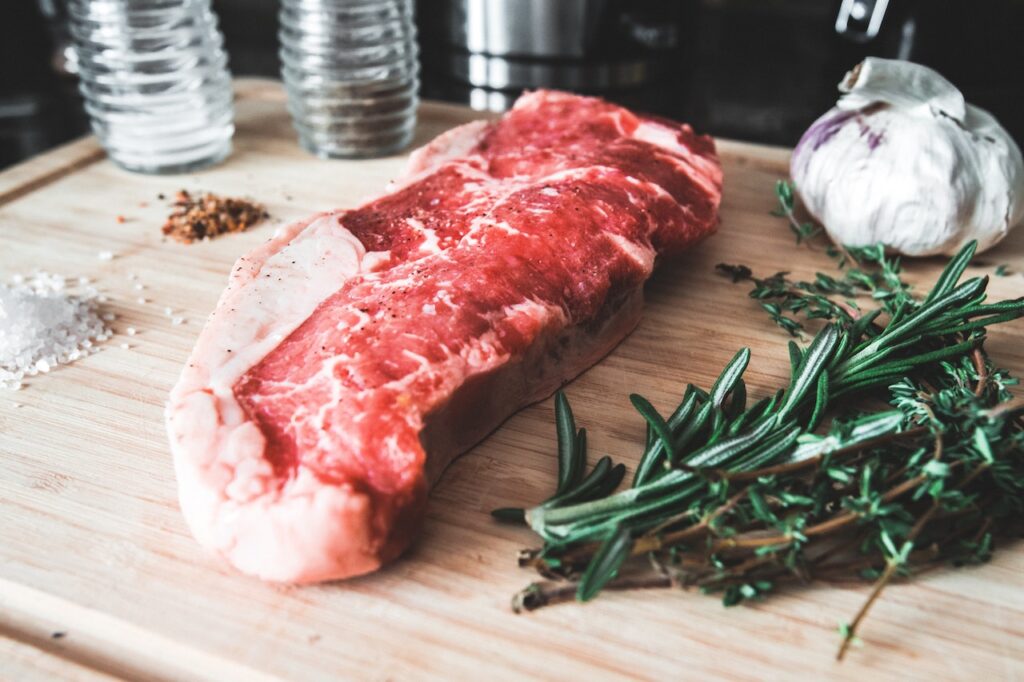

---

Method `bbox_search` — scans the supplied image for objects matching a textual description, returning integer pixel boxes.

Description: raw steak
[166,91,723,583]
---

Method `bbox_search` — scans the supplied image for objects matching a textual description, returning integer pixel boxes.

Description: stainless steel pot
[422,0,685,112]
[450,52,655,90]
[435,0,679,89]
[446,0,612,58]
[443,0,682,59]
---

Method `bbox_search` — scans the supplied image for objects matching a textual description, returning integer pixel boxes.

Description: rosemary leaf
[630,394,677,464]
[576,525,633,602]
[555,390,581,495]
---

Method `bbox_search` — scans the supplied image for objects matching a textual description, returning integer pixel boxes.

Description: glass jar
[279,0,419,159]
[67,0,234,174]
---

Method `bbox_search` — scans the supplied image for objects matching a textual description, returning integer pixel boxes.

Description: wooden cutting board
[2,79,1023,682]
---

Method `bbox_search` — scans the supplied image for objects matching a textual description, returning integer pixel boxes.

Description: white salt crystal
[137,297,148,304]
[134,283,144,291]
[171,316,185,326]
[0,272,111,390]
[120,343,130,350]
[11,402,22,408]
[98,251,114,261]
[101,313,115,322]
[164,307,173,316]
[126,327,137,336]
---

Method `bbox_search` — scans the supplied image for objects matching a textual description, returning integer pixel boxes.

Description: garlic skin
[791,58,1024,256]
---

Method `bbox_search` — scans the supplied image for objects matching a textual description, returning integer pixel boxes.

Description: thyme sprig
[718,185,912,338]
[498,194,1024,659]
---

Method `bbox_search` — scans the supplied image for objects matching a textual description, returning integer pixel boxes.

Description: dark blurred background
[3,0,1022,170]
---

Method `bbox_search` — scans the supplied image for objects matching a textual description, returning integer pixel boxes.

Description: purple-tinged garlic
[791,58,1024,256]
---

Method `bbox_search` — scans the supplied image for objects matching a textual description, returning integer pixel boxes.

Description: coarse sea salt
[0,273,111,390]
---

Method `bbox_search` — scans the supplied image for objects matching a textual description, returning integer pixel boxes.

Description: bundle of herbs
[495,182,1024,659]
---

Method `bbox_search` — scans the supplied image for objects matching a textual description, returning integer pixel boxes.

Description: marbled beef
[166,91,723,583]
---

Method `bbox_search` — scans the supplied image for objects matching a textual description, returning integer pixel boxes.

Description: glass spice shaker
[66,0,234,174]
[279,0,419,159]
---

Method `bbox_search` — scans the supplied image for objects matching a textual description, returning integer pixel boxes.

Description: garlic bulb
[791,58,1024,256]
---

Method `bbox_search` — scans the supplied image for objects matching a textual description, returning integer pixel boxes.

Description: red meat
[166,91,723,583]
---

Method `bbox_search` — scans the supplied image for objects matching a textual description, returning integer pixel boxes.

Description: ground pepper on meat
[161,190,268,244]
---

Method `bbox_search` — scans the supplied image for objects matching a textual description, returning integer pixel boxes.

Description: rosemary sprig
[497,192,1024,659]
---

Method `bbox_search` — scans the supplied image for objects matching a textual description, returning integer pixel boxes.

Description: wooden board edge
[0,77,786,213]
[715,139,792,175]
[0,628,122,682]
[0,578,279,682]
[231,77,782,169]
[0,136,105,208]
[232,77,288,104]
[0,79,277,209]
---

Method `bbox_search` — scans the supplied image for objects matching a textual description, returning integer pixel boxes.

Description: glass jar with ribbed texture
[280,0,419,159]
[68,0,234,174]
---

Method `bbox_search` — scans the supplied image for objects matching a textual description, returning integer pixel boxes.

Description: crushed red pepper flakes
[161,190,268,244]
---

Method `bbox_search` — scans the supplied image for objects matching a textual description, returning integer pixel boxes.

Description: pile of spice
[0,273,111,390]
[161,190,268,244]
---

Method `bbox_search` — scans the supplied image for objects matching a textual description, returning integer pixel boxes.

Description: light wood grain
[0,634,120,682]
[1,78,1022,681]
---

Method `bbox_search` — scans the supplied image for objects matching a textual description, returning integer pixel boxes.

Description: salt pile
[0,273,111,390]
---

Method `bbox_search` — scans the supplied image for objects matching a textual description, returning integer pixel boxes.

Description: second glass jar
[279,0,420,159]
